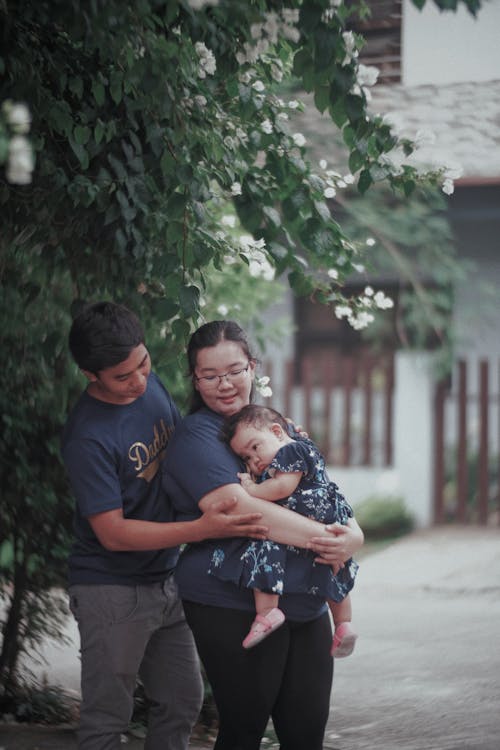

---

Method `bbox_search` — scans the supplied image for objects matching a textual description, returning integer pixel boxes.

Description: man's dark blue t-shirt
[62,372,180,585]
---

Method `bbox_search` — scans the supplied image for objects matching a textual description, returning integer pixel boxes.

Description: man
[62,301,266,750]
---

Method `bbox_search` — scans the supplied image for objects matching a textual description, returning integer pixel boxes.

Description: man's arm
[199,484,364,562]
[89,497,268,552]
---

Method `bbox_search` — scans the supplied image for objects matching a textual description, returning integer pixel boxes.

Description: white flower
[217,304,229,316]
[187,0,219,9]
[292,132,306,147]
[248,257,275,280]
[221,214,236,227]
[443,161,463,181]
[288,100,300,109]
[195,42,216,78]
[442,178,454,195]
[357,64,379,87]
[252,80,265,92]
[374,291,394,309]
[4,101,31,134]
[324,186,336,198]
[352,263,365,273]
[335,305,351,320]
[366,237,376,247]
[342,31,358,66]
[319,159,328,170]
[343,173,355,185]
[364,286,374,296]
[256,375,273,398]
[261,119,273,134]
[327,268,339,280]
[270,63,283,82]
[230,182,242,196]
[379,148,406,177]
[194,95,207,108]
[281,8,299,24]
[6,135,34,184]
[349,311,374,330]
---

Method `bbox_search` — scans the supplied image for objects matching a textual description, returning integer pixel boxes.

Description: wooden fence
[263,352,395,468]
[434,359,500,525]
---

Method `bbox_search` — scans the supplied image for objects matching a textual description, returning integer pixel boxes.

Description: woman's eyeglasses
[194,364,250,390]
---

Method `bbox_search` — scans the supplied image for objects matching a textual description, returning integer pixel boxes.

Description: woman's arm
[199,482,357,557]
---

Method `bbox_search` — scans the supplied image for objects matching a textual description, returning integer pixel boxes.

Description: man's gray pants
[69,576,204,750]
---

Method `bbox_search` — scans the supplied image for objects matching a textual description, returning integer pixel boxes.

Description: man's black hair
[68,301,145,374]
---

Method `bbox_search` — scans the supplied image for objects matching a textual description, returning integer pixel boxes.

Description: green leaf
[358,169,373,194]
[74,125,91,145]
[92,80,105,106]
[292,48,311,77]
[314,201,331,221]
[348,150,365,174]
[314,85,330,114]
[166,191,187,219]
[110,71,123,105]
[69,76,84,99]
[153,297,179,321]
[263,206,281,227]
[288,270,314,297]
[179,284,200,317]
[69,140,89,169]
[95,121,105,145]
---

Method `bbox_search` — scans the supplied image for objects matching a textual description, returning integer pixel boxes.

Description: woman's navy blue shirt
[162,407,328,623]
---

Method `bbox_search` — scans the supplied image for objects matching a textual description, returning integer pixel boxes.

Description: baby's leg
[328,593,352,628]
[242,589,285,650]
[254,588,280,617]
[329,595,357,658]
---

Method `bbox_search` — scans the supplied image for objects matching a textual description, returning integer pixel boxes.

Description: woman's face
[194,340,255,417]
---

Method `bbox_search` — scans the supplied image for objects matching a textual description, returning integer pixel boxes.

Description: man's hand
[200,496,268,540]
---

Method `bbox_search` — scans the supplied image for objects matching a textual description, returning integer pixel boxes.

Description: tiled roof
[295,79,500,181]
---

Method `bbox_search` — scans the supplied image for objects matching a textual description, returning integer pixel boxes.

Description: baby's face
[230,424,283,476]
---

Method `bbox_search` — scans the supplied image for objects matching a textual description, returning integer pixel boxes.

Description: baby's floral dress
[208,438,358,602]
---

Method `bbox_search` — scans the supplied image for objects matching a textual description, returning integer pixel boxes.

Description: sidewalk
[1,525,499,749]
[324,524,500,750]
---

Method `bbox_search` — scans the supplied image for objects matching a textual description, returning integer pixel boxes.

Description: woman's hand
[307,518,364,566]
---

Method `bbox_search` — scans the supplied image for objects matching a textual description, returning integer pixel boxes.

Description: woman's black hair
[187,320,258,413]
[68,301,145,374]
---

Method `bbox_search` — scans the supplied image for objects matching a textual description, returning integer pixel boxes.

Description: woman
[163,321,364,750]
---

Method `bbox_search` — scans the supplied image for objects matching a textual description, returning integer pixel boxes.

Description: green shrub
[0,681,78,725]
[354,496,414,541]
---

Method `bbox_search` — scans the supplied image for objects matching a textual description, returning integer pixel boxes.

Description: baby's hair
[221,404,289,444]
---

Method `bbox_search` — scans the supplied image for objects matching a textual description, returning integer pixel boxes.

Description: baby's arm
[238,470,302,502]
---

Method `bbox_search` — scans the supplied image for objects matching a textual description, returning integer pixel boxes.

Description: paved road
[323,525,500,750]
[1,525,499,749]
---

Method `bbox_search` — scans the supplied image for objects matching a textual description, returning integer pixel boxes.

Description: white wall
[402,0,500,86]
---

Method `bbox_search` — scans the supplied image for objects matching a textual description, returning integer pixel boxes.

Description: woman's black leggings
[182,601,334,750]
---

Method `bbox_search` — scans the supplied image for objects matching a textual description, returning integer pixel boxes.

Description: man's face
[84,344,151,405]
